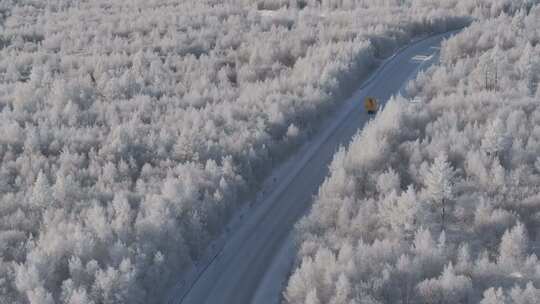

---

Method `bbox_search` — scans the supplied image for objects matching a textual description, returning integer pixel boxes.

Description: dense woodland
[0,0,532,303]
[285,4,540,304]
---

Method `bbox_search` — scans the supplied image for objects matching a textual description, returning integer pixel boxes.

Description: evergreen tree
[498,222,528,271]
[424,153,455,231]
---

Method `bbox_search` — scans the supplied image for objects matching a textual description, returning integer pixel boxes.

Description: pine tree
[30,171,53,210]
[331,274,351,304]
[456,244,472,274]
[498,222,528,272]
[481,118,508,157]
[424,154,455,231]
[305,289,321,304]
[480,288,508,304]
[509,282,540,304]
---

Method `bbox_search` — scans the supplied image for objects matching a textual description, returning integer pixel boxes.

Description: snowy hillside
[285,4,540,304]
[0,0,529,303]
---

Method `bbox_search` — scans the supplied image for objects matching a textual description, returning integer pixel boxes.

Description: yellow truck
[364,97,378,115]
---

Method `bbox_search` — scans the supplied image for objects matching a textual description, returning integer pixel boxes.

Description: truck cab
[364,97,378,115]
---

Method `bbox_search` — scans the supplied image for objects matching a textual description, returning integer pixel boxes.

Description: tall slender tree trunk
[441,199,445,232]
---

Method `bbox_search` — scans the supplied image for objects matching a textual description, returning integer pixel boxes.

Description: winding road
[168,30,459,304]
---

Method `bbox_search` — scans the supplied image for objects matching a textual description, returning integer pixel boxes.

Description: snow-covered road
[168,30,458,304]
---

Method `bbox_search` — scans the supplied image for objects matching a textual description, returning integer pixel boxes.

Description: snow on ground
[285,4,540,304]
[173,30,456,304]
[249,32,446,304]
[0,1,474,303]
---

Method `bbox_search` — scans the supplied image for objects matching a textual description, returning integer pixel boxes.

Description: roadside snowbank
[0,1,494,303]
[285,4,540,304]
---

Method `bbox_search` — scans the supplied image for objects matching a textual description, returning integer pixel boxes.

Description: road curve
[170,30,458,304]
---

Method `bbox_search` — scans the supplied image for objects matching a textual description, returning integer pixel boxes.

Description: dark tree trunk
[441,200,445,232]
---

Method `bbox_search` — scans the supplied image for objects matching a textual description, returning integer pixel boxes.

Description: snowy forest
[0,0,535,303]
[285,3,540,304]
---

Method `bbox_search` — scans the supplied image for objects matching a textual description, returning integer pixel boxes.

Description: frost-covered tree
[480,287,508,304]
[305,289,321,304]
[3,0,540,303]
[417,263,472,304]
[29,171,53,210]
[378,185,420,236]
[497,222,528,272]
[286,6,540,303]
[330,274,352,304]
[481,117,509,157]
[509,283,540,304]
[423,153,455,231]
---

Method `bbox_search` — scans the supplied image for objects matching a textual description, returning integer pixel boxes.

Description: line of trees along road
[285,3,540,304]
[0,0,532,303]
